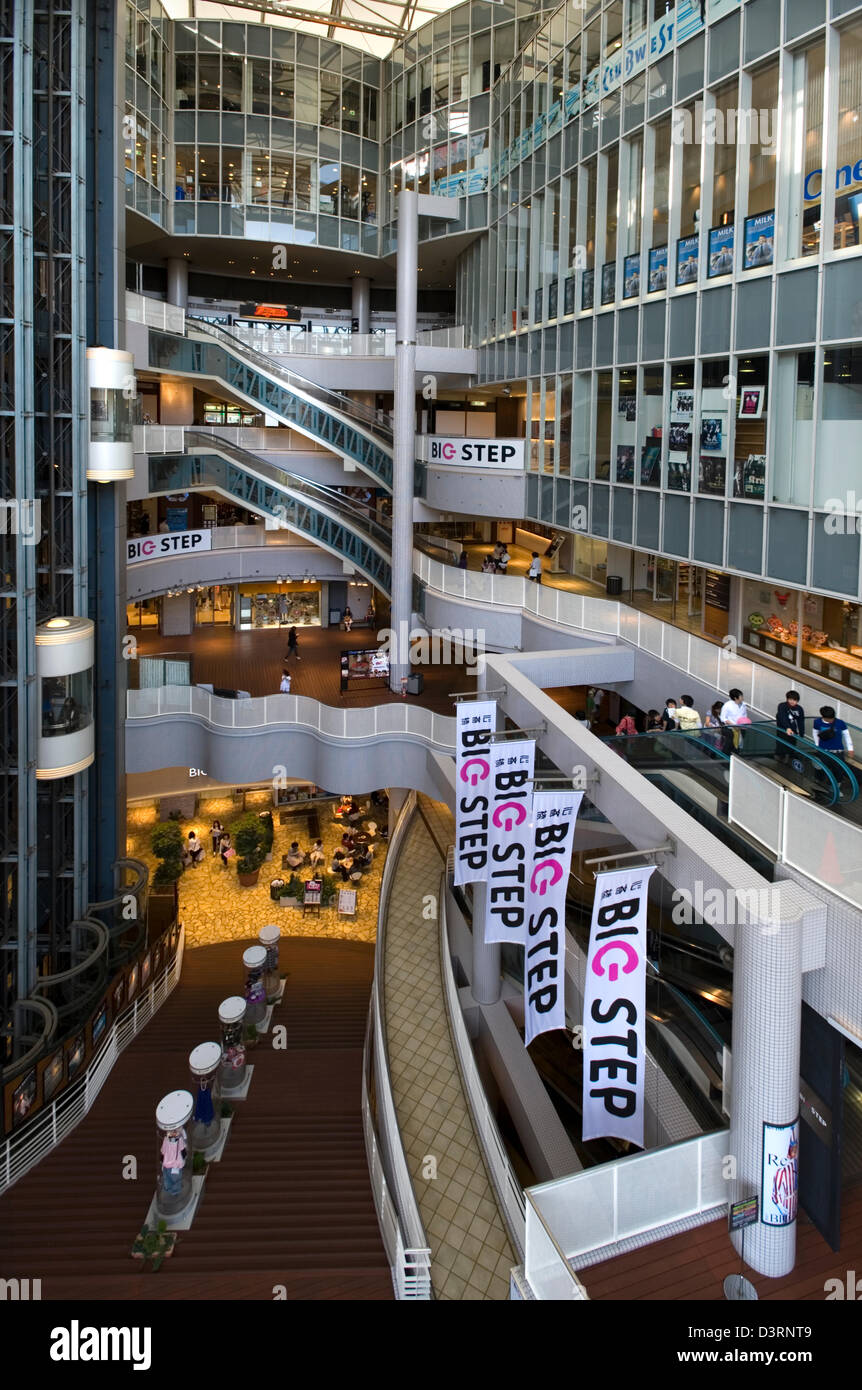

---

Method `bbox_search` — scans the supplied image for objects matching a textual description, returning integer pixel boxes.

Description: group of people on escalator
[613,687,855,763]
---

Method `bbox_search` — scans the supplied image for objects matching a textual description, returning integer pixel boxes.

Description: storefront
[236,580,323,630]
[741,582,862,695]
[195,585,233,625]
[127,598,161,628]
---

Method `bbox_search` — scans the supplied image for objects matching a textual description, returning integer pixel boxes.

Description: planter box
[238,870,261,888]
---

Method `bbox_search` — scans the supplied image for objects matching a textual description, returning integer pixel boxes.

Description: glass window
[320,70,340,128]
[834,21,862,252]
[624,135,642,255]
[680,105,701,237]
[295,66,317,124]
[582,157,597,270]
[175,145,195,199]
[667,361,694,490]
[361,171,377,223]
[772,352,813,506]
[698,359,729,496]
[221,55,243,112]
[342,79,361,134]
[222,146,243,203]
[270,154,292,207]
[318,160,339,214]
[711,80,737,228]
[197,54,220,111]
[271,61,294,119]
[640,365,663,485]
[595,370,613,480]
[251,58,270,116]
[175,55,195,108]
[815,345,862,507]
[747,61,779,218]
[41,671,93,738]
[732,355,768,498]
[340,165,359,218]
[650,117,671,250]
[197,146,220,200]
[792,42,824,259]
[362,85,378,139]
[295,157,313,211]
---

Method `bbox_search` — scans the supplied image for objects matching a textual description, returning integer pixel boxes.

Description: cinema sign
[425,437,525,470]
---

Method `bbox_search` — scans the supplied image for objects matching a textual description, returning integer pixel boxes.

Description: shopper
[528,552,542,584]
[286,627,301,661]
[309,839,325,868]
[813,706,854,759]
[703,701,725,751]
[574,708,591,730]
[210,819,224,856]
[661,698,679,732]
[285,841,305,869]
[186,831,204,867]
[457,550,468,570]
[615,715,638,737]
[343,607,353,632]
[676,695,703,732]
[719,688,749,754]
[219,832,233,867]
[279,669,291,694]
[776,690,805,761]
[496,545,510,574]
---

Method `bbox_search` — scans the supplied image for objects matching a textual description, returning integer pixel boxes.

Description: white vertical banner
[483,740,536,945]
[453,699,496,887]
[524,789,582,1046]
[582,865,655,1147]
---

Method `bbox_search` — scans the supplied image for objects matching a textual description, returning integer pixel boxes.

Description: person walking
[676,695,703,732]
[210,819,224,856]
[286,626,301,661]
[813,706,854,760]
[528,552,542,584]
[719,688,749,754]
[219,831,233,867]
[186,831,204,867]
[776,690,805,762]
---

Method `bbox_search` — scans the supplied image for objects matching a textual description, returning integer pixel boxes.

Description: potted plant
[269,876,286,903]
[258,811,274,862]
[279,873,303,908]
[232,812,266,888]
[151,821,184,895]
[131,1220,177,1271]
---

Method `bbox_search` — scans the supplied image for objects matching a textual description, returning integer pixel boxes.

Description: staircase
[0,938,393,1301]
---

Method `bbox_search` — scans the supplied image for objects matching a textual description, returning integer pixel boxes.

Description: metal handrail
[188,317,393,444]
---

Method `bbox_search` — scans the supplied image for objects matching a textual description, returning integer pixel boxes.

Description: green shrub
[151,821,184,888]
[279,873,303,899]
[258,811,274,854]
[232,812,265,873]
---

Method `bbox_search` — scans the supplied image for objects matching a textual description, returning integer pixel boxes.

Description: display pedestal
[221,1063,254,1101]
[147,1174,206,1232]
[266,979,286,1006]
[202,1115,233,1163]
[255,1004,275,1035]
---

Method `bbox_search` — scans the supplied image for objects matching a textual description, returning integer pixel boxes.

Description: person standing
[719,688,749,754]
[676,695,703,732]
[279,669,291,694]
[286,626,301,661]
[776,690,805,762]
[660,698,679,732]
[496,545,510,574]
[813,706,854,760]
[528,552,542,584]
[457,550,468,570]
[210,819,224,856]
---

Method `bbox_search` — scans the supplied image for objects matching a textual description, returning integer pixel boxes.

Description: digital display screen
[341,648,390,681]
[237,302,302,322]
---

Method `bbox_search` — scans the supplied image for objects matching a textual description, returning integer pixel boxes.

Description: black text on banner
[582,865,656,1147]
[524,789,582,1046]
[483,739,536,945]
[453,699,496,887]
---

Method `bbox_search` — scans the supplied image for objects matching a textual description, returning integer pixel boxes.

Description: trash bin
[606,575,623,596]
[406,671,424,695]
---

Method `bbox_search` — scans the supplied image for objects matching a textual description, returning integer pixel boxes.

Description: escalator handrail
[187,317,393,446]
[181,430,393,554]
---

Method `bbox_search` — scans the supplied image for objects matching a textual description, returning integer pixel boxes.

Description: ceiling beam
[211,0,406,40]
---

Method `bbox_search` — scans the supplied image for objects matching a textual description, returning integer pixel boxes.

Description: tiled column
[729,905,802,1277]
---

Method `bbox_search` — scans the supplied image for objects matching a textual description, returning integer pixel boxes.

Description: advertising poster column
[524,790,583,1046]
[453,700,496,887]
[483,740,536,945]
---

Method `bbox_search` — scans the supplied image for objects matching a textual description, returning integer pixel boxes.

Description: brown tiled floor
[135,624,474,714]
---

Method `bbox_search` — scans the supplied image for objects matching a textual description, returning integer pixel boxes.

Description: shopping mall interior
[2,0,862,1325]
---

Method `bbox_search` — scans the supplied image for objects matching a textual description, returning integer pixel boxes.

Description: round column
[351,275,371,334]
[166,256,189,309]
[390,192,418,693]
[729,908,802,1277]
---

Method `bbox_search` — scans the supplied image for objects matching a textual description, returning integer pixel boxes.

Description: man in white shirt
[719,688,748,754]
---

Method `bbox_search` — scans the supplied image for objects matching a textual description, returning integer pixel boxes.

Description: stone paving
[127,792,386,949]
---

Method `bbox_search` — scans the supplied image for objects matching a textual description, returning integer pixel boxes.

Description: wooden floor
[136,624,474,714]
[583,1182,862,1300]
[1,937,393,1301]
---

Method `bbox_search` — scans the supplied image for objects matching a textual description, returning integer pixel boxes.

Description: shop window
[667,362,694,490]
[814,345,862,508]
[732,355,768,498]
[792,41,824,258]
[833,20,862,252]
[640,365,663,486]
[595,370,613,481]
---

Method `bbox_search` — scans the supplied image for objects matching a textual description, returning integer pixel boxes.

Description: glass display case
[188,1041,222,1157]
[155,1090,194,1217]
[258,924,281,1003]
[242,945,268,1026]
[218,996,247,1093]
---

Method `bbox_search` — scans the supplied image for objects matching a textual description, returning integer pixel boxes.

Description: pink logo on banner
[530,859,564,895]
[492,800,528,832]
[591,939,639,983]
[460,756,490,786]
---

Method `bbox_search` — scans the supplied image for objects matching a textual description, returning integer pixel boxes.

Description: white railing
[226,324,397,358]
[416,326,466,350]
[134,424,185,454]
[729,757,862,914]
[126,289,185,335]
[362,790,432,1298]
[439,856,526,1261]
[1,928,184,1196]
[414,550,862,727]
[524,1128,728,1297]
[126,685,456,750]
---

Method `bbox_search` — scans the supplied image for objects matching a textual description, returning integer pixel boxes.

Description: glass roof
[161,0,490,58]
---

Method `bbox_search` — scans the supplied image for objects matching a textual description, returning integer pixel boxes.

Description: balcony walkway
[382,799,517,1299]
[134,624,474,714]
[1,937,392,1301]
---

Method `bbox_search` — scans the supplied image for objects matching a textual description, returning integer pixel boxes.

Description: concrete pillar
[388,786,410,837]
[166,257,189,309]
[390,192,417,693]
[470,880,501,1005]
[729,907,802,1277]
[160,593,194,636]
[352,275,371,334]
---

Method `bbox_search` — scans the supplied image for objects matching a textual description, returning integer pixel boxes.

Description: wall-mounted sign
[127,530,213,564]
[761,1118,799,1226]
[425,437,525,470]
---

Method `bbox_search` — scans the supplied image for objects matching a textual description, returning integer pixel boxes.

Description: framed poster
[112,976,125,1015]
[127,962,139,1002]
[534,285,543,322]
[738,387,764,419]
[564,276,575,315]
[647,244,668,293]
[12,1068,37,1127]
[547,279,558,319]
[700,416,723,451]
[615,445,635,482]
[676,234,699,285]
[707,223,734,277]
[761,1119,799,1225]
[640,442,661,485]
[668,423,692,451]
[671,389,694,420]
[617,393,636,419]
[744,210,775,269]
[623,253,640,299]
[42,1049,64,1104]
[66,1031,86,1082]
[581,269,595,311]
[600,261,616,305]
[698,454,726,494]
[90,1001,108,1049]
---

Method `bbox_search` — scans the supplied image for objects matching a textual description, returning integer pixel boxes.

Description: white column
[729,907,802,1277]
[390,191,418,693]
[470,881,501,1005]
[351,275,371,333]
[166,257,189,309]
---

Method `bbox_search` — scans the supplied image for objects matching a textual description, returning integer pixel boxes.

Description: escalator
[147,429,392,593]
[145,319,393,487]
